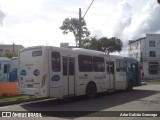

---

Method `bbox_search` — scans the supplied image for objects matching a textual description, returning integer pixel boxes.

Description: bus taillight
[42,74,47,87]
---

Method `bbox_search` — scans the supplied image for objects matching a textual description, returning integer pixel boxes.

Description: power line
[83,0,96,18]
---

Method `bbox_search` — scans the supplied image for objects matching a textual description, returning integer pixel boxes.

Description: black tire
[85,82,96,99]
[127,80,133,91]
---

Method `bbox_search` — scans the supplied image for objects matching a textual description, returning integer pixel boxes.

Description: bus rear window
[32,51,42,57]
[52,52,61,72]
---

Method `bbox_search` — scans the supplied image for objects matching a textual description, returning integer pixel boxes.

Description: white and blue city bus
[124,57,141,87]
[18,46,141,98]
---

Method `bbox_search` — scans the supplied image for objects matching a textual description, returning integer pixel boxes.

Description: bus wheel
[85,82,96,99]
[127,80,133,91]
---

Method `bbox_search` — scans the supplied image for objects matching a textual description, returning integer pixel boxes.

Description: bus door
[106,61,115,90]
[62,57,75,96]
[131,63,139,86]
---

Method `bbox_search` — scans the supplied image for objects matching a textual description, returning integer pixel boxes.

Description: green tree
[84,37,123,54]
[2,53,18,58]
[83,37,99,50]
[60,18,90,47]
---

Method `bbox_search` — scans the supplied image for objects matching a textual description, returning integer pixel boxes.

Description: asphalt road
[0,83,160,120]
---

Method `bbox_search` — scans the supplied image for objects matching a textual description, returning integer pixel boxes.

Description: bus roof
[0,57,10,62]
[124,57,138,63]
[72,48,106,56]
[19,46,138,62]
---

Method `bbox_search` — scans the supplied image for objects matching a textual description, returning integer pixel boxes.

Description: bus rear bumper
[18,87,46,97]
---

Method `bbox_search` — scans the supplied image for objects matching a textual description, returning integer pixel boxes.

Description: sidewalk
[0,97,48,107]
[141,79,160,85]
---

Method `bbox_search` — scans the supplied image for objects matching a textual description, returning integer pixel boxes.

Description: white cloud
[123,0,160,40]
[112,0,132,38]
[0,0,160,53]
[0,19,75,47]
[0,0,76,47]
[0,8,5,26]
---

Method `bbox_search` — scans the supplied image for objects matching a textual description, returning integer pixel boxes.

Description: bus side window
[116,60,120,72]
[69,59,75,75]
[116,60,125,72]
[78,55,93,72]
[62,58,67,75]
[126,63,132,72]
[123,62,127,71]
[131,64,136,72]
[110,62,114,74]
[52,52,61,72]
[106,62,110,74]
[93,56,104,72]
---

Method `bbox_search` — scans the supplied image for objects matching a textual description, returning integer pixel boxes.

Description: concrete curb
[141,82,147,85]
[0,97,47,107]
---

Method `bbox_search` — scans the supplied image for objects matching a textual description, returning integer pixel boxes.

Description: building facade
[128,34,160,79]
[0,44,24,56]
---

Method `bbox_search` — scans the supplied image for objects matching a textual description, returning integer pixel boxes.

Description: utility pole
[13,43,15,53]
[78,0,96,48]
[79,8,82,48]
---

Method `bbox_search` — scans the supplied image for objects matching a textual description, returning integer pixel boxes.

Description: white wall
[129,34,160,79]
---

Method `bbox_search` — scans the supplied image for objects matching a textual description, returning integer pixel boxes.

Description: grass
[0,95,42,102]
[144,79,160,83]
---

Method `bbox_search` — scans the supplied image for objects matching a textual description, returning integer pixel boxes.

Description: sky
[0,0,160,55]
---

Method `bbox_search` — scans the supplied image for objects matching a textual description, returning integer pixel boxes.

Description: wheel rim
[86,83,96,98]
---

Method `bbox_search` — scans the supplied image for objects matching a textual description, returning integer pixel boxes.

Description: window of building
[0,49,3,52]
[149,51,156,57]
[78,55,93,72]
[135,53,139,58]
[129,46,132,51]
[5,49,10,52]
[135,43,139,49]
[93,56,105,72]
[129,54,133,57]
[149,40,155,47]
[149,62,158,75]
[52,52,61,72]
